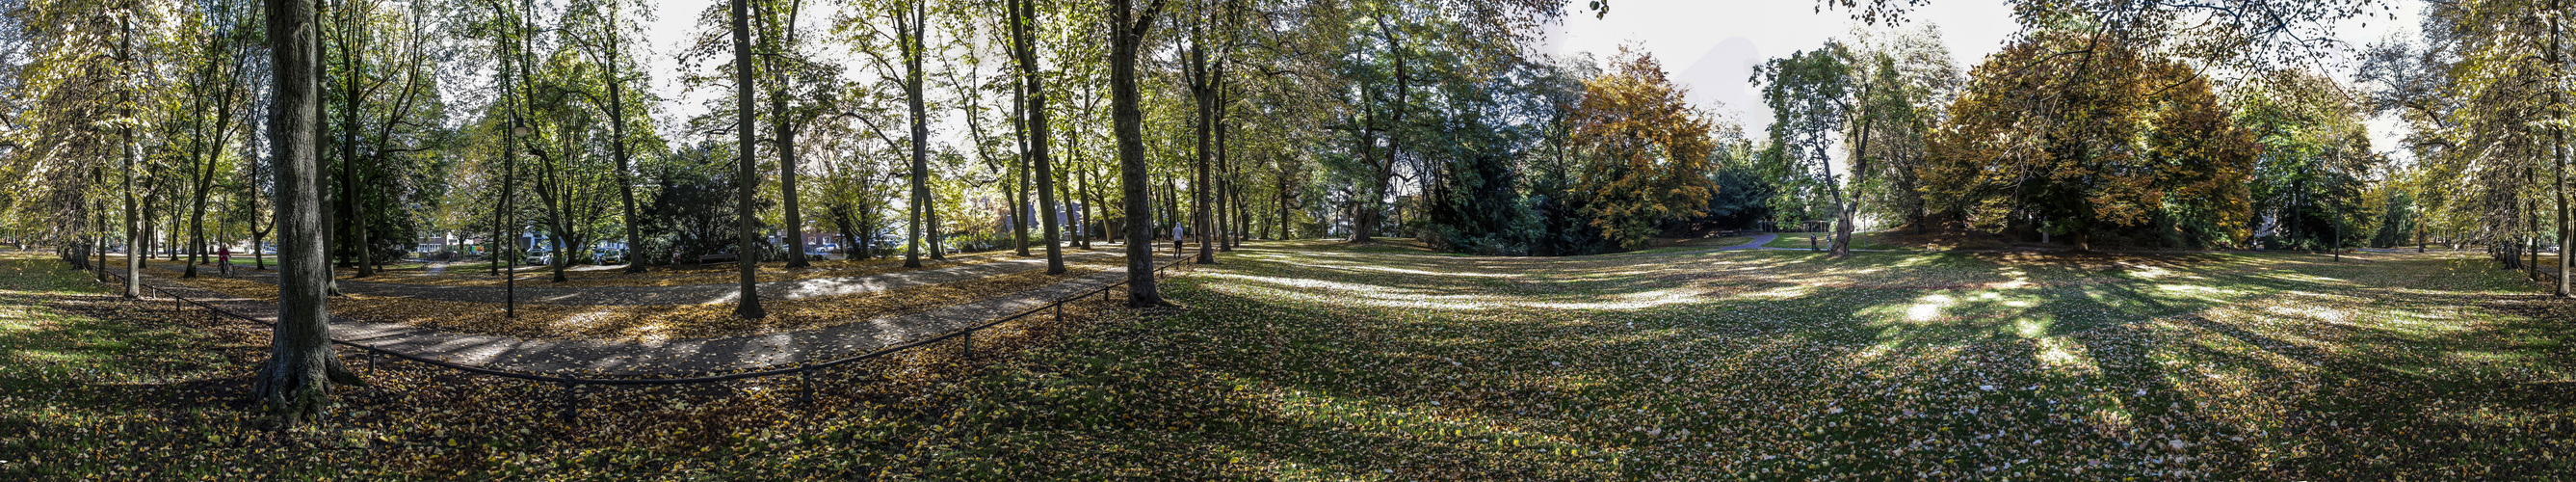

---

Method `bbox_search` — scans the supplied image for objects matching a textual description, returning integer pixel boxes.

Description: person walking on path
[218,246,233,276]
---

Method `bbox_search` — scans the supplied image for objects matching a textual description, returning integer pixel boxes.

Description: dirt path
[107,253,1182,377]
[134,251,1125,306]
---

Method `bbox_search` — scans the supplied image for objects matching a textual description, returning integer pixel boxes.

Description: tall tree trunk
[1189,33,1215,264]
[776,97,808,268]
[604,5,646,274]
[729,0,767,318]
[768,3,809,270]
[2556,1,2571,296]
[832,204,862,260]
[249,158,270,270]
[341,2,371,278]
[1166,178,1180,247]
[1011,0,1062,273]
[1218,89,1236,251]
[253,0,365,427]
[94,178,106,281]
[118,14,141,298]
[1115,0,1170,306]
[901,0,930,268]
[1277,169,1289,240]
[1080,163,1095,249]
[1012,80,1033,257]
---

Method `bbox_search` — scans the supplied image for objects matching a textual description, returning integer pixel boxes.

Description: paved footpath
[111,253,1183,377]
[137,251,1125,306]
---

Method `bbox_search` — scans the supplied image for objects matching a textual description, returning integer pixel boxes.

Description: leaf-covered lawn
[6,245,2574,479]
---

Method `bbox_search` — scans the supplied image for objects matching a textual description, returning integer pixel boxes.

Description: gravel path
[109,253,1183,377]
[134,252,1125,306]
[1726,233,1775,250]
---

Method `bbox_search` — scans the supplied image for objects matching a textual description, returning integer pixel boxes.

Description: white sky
[1537,0,2421,156]
[627,0,2425,159]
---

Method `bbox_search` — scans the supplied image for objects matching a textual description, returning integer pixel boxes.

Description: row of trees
[9,0,2566,425]
[0,0,1587,423]
[1383,0,2564,286]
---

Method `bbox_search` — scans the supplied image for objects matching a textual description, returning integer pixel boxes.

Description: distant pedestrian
[217,246,232,275]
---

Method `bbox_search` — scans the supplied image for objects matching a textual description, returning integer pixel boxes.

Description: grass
[1761,231,1915,251]
[8,244,2575,478]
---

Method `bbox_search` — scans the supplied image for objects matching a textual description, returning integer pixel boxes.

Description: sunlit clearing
[1906,294,1957,322]
[1345,265,1517,278]
[2013,315,2053,338]
[2035,336,2099,376]
[1526,288,1701,310]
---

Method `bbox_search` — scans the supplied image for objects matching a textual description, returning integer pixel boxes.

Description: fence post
[559,382,577,423]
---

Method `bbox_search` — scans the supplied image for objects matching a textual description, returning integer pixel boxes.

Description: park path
[136,251,1124,306]
[1726,233,1775,250]
[108,253,1181,377]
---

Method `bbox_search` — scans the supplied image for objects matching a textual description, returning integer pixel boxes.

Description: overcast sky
[1537,0,2422,152]
[633,0,2425,157]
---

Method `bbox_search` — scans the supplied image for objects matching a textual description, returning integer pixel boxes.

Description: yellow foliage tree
[1922,33,2255,250]
[1568,48,1720,250]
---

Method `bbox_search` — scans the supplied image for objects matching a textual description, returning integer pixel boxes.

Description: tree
[174,0,257,279]
[1009,0,1065,274]
[1844,24,1960,234]
[525,49,620,282]
[2390,0,2573,293]
[563,0,655,273]
[252,0,366,427]
[751,0,824,269]
[118,2,141,298]
[1921,33,2256,250]
[1112,0,1172,307]
[1567,49,1720,251]
[1752,42,1858,255]
[2234,69,2371,252]
[729,0,766,318]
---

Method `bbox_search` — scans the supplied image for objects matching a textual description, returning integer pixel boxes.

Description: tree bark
[2556,0,2571,296]
[253,0,365,427]
[1114,0,1170,306]
[118,13,140,298]
[1079,162,1095,249]
[729,0,766,318]
[1012,84,1032,256]
[1010,0,1063,274]
[771,13,809,269]
[603,4,646,274]
[1189,24,1215,264]
[338,0,371,278]
[901,0,930,268]
[776,98,808,268]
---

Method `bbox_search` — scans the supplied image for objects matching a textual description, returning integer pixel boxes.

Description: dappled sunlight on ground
[1055,241,2576,478]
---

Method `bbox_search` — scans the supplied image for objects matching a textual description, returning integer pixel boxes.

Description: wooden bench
[697,254,741,266]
